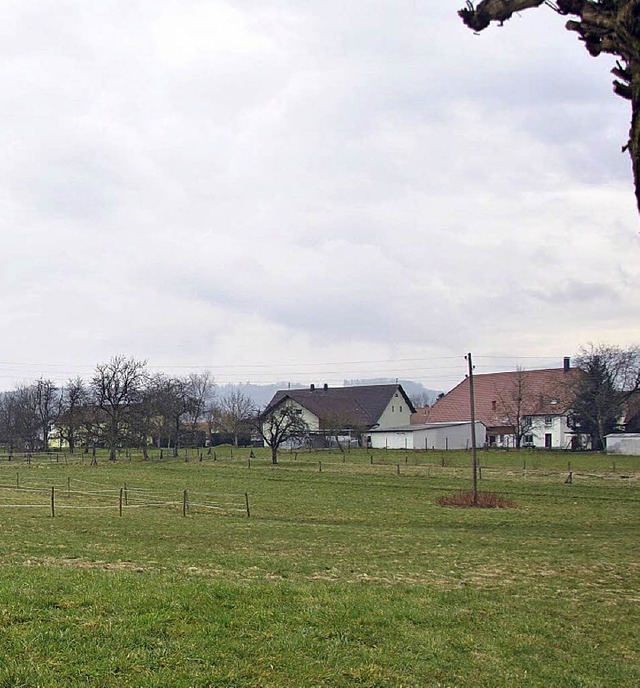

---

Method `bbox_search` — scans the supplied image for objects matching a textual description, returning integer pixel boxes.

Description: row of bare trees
[0,357,258,459]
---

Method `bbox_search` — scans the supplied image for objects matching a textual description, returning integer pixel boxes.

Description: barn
[365,421,486,450]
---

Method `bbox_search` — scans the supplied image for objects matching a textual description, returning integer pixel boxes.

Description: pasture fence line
[0,475,250,519]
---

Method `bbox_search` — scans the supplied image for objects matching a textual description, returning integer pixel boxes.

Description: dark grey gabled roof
[265,384,415,429]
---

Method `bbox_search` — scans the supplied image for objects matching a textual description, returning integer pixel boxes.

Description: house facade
[416,359,584,449]
[262,383,416,447]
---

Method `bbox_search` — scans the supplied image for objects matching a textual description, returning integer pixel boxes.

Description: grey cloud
[0,1,636,392]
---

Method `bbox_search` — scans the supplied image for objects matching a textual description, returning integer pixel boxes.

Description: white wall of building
[606,434,640,456]
[367,422,486,451]
[524,414,573,449]
[376,391,413,430]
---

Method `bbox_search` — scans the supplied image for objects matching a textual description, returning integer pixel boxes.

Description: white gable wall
[376,391,412,430]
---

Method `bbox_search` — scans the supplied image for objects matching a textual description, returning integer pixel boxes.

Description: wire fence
[0,475,250,518]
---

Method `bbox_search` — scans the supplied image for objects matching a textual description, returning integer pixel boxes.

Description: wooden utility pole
[467,353,479,505]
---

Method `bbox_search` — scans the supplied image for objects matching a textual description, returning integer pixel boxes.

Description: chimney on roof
[323,383,328,391]
[563,357,570,372]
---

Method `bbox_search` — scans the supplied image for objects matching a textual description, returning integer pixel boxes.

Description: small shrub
[436,490,516,509]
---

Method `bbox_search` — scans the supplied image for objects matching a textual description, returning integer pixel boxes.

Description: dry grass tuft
[436,490,516,509]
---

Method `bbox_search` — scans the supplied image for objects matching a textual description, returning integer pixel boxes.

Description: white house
[416,359,585,449]
[262,383,416,447]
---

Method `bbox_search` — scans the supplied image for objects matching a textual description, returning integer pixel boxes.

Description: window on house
[294,409,303,415]
[400,405,403,412]
[491,400,497,411]
[545,416,553,426]
[392,405,395,412]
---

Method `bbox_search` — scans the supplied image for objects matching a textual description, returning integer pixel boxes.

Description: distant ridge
[216,379,441,408]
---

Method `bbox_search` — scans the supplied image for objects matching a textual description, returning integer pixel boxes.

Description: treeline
[0,356,257,459]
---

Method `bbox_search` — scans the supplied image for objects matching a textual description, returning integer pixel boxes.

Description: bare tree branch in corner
[458,0,640,215]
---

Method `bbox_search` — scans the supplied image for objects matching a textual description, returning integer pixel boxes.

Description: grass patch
[0,448,637,686]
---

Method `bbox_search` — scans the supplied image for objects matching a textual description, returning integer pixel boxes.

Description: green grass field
[0,447,638,687]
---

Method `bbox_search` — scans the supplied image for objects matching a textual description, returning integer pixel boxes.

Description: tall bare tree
[219,388,256,447]
[458,0,640,214]
[495,367,532,449]
[58,377,89,454]
[33,378,63,452]
[147,374,191,457]
[12,385,40,451]
[0,391,20,454]
[570,343,640,449]
[92,356,148,461]
[186,371,216,435]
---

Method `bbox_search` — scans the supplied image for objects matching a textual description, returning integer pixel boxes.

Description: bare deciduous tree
[92,356,148,461]
[320,409,365,451]
[255,404,309,464]
[570,343,640,449]
[34,378,63,452]
[12,385,40,451]
[186,371,216,434]
[495,367,532,449]
[58,377,89,454]
[458,0,640,214]
[219,388,256,447]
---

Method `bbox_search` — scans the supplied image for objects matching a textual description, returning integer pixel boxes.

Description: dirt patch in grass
[436,491,516,508]
[22,557,147,573]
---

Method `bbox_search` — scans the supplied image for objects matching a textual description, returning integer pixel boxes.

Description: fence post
[245,492,251,518]
[16,473,19,490]
[124,483,128,506]
[318,461,322,473]
[51,487,55,518]
[247,458,251,469]
[396,464,400,475]
[119,488,123,517]
[67,477,71,496]
[183,489,189,517]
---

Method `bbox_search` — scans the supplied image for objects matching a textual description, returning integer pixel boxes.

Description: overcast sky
[1,0,638,393]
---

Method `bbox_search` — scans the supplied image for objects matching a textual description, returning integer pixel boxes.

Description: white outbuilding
[365,421,486,450]
[605,433,640,456]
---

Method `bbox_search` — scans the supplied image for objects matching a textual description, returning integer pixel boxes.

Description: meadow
[0,447,638,687]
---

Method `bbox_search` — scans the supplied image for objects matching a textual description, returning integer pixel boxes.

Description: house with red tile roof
[414,358,585,449]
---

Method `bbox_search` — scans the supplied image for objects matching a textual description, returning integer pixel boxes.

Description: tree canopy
[458,0,640,214]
